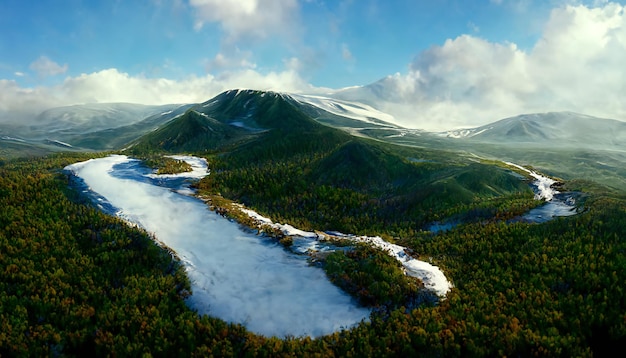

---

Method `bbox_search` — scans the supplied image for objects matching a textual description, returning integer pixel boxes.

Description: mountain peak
[443,111,626,148]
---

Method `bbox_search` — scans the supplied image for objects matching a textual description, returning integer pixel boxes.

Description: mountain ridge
[442,111,626,148]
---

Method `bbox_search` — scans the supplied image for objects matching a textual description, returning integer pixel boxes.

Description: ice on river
[65,155,370,338]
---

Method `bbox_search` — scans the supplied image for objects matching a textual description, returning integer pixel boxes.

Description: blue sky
[1,0,625,129]
[1,0,552,87]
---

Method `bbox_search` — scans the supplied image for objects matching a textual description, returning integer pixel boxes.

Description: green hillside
[129,109,254,154]
[1,147,624,356]
[1,90,625,355]
[115,89,534,235]
[124,90,533,235]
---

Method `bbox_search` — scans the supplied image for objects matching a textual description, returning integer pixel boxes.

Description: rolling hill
[21,103,184,139]
[359,112,626,191]
[443,112,626,149]
[129,108,255,153]
[127,89,533,234]
[3,89,626,356]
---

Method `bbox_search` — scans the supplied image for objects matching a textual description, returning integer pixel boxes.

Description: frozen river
[506,162,579,223]
[65,155,370,338]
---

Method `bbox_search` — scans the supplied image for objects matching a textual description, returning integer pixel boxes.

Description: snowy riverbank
[236,206,452,297]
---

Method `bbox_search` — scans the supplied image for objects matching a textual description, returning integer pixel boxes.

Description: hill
[2,90,625,356]
[358,112,626,192]
[127,89,534,234]
[63,104,195,150]
[444,112,626,149]
[21,103,183,139]
[0,136,54,159]
[128,108,254,153]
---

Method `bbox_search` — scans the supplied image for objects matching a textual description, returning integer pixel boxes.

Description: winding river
[65,155,371,338]
[505,162,579,223]
[65,155,569,337]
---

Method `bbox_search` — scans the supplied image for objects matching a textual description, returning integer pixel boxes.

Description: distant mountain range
[443,112,626,149]
[26,103,186,138]
[3,89,625,151]
[1,89,625,190]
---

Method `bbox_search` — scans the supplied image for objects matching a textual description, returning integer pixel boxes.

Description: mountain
[443,112,626,149]
[0,89,405,153]
[129,89,531,235]
[0,102,194,151]
[21,103,184,139]
[129,108,255,153]
[287,94,400,131]
[129,89,352,158]
[331,77,404,106]
[61,103,194,150]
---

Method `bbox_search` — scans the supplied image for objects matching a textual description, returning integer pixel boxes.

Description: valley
[1,89,625,356]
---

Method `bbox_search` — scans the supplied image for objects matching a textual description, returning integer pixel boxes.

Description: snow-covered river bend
[506,162,579,223]
[65,155,451,338]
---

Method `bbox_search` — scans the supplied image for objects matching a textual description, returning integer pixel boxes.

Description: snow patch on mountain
[289,94,396,127]
[506,162,558,201]
[443,127,492,138]
[1,135,26,142]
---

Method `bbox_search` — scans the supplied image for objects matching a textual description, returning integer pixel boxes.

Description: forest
[1,149,625,356]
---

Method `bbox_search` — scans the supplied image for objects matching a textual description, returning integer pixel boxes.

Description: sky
[1,0,625,129]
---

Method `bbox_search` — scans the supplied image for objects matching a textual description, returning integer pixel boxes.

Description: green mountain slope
[3,91,625,356]
[126,89,534,234]
[129,109,254,153]
[63,104,194,150]
[360,113,626,192]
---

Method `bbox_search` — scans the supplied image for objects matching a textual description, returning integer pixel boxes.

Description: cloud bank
[349,3,626,130]
[0,68,316,124]
[2,3,625,130]
[189,0,300,42]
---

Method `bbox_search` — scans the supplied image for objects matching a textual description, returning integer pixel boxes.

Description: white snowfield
[505,162,558,201]
[145,155,210,179]
[288,93,397,127]
[237,207,452,297]
[444,127,492,139]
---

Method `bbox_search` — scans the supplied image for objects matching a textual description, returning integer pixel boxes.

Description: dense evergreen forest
[0,87,624,357]
[1,151,625,356]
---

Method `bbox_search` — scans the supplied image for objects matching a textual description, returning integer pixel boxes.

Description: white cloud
[204,51,257,72]
[283,57,303,72]
[189,0,300,42]
[344,3,626,130]
[29,56,68,77]
[0,67,318,123]
[467,21,480,33]
[341,43,354,61]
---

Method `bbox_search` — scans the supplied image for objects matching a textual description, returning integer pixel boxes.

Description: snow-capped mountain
[288,93,398,129]
[442,112,626,149]
[23,102,184,139]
